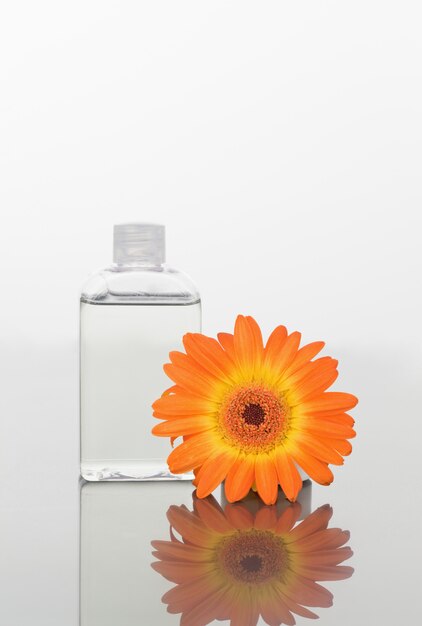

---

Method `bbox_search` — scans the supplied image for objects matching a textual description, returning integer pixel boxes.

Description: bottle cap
[113,223,165,265]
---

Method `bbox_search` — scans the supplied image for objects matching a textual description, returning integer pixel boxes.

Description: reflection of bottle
[80,481,195,626]
[152,493,354,626]
[80,223,201,481]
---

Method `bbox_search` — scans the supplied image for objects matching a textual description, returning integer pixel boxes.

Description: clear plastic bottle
[80,223,201,480]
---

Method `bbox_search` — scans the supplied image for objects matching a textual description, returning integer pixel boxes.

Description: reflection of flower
[152,495,353,626]
[152,315,357,503]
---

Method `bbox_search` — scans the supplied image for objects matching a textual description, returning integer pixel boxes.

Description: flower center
[240,554,262,572]
[220,385,289,452]
[218,529,289,584]
[242,403,265,426]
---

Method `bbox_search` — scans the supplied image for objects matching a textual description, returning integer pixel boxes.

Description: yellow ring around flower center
[219,384,290,453]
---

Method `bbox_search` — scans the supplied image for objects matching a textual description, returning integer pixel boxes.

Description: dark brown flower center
[242,403,265,426]
[240,554,263,573]
[218,529,289,584]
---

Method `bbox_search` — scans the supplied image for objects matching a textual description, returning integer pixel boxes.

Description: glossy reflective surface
[80,480,355,626]
[1,450,421,626]
[1,338,421,625]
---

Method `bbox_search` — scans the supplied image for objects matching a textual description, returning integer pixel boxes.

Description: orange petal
[161,573,221,610]
[193,498,233,534]
[272,331,302,379]
[217,332,236,360]
[298,420,356,440]
[293,528,351,552]
[192,467,200,486]
[180,583,243,626]
[299,392,358,413]
[151,559,215,584]
[163,362,224,401]
[287,357,339,401]
[329,438,353,456]
[182,333,235,382]
[169,350,223,385]
[254,505,277,530]
[255,454,279,505]
[274,448,303,502]
[283,341,325,377]
[209,585,245,624]
[260,585,295,625]
[300,412,355,426]
[233,314,262,376]
[224,503,254,530]
[152,416,215,437]
[275,502,302,534]
[152,393,217,417]
[166,505,216,547]
[283,359,320,388]
[224,455,255,503]
[286,504,333,542]
[246,315,264,363]
[289,448,334,485]
[264,324,288,364]
[151,540,211,562]
[167,432,216,474]
[296,563,354,581]
[298,546,353,567]
[283,576,333,607]
[293,433,344,465]
[190,457,209,487]
[196,448,239,498]
[281,595,319,620]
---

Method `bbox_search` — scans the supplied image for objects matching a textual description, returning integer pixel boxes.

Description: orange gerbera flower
[151,495,353,626]
[152,315,357,504]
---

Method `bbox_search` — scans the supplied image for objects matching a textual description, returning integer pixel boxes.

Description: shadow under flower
[151,489,353,626]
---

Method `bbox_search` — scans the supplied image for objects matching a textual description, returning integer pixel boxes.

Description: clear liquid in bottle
[80,223,201,480]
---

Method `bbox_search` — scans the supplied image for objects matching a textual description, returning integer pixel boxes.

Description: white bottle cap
[113,223,165,265]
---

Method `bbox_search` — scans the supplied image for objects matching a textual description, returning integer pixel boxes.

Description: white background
[0,2,421,624]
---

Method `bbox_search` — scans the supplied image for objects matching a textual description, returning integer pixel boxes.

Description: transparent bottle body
[80,264,201,480]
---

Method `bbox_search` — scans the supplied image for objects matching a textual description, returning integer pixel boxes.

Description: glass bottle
[80,223,201,480]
